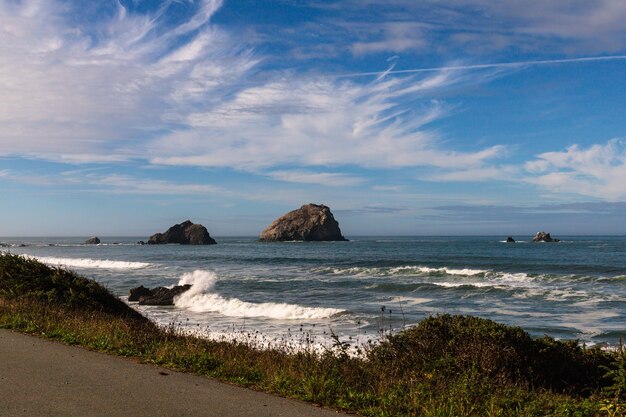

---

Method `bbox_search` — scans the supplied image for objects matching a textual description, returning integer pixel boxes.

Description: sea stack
[148,220,217,245]
[259,203,347,242]
[85,237,101,245]
[128,284,192,305]
[505,236,515,243]
[532,231,560,243]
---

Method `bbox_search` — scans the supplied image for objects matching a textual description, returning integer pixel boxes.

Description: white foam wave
[32,256,150,270]
[174,270,345,320]
[317,265,487,277]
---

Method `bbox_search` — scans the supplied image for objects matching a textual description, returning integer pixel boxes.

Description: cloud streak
[338,55,626,78]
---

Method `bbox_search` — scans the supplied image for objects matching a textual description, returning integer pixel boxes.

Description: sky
[1,0,626,237]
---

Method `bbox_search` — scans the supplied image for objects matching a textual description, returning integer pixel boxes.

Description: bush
[0,253,145,321]
[368,314,612,394]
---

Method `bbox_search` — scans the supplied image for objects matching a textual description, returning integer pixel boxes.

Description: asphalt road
[0,329,347,417]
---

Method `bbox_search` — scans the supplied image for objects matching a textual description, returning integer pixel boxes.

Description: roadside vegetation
[1,252,625,416]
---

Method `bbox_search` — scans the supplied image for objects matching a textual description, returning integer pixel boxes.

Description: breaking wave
[174,270,345,320]
[31,256,151,270]
[315,265,488,277]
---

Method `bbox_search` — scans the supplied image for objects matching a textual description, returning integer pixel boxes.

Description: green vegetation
[1,252,625,416]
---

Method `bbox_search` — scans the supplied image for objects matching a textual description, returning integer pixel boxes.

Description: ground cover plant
[1,252,625,416]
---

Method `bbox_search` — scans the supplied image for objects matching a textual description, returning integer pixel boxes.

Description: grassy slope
[1,253,624,417]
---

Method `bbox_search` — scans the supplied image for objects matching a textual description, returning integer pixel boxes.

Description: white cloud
[349,22,428,56]
[266,171,366,187]
[524,139,626,200]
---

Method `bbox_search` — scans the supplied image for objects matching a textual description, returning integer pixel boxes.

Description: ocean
[2,236,625,349]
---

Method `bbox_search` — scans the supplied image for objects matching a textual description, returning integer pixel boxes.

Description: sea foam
[174,270,345,320]
[32,256,151,270]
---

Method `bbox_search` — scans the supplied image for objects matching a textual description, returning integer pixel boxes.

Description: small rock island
[532,231,560,243]
[148,220,217,245]
[84,237,101,245]
[128,285,192,305]
[259,203,347,242]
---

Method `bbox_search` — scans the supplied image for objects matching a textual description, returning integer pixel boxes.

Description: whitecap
[31,256,151,270]
[174,270,345,320]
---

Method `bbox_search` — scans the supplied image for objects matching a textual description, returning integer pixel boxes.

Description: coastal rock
[128,284,192,305]
[128,285,152,302]
[147,220,217,245]
[532,231,560,243]
[259,203,347,242]
[506,236,515,243]
[85,237,101,245]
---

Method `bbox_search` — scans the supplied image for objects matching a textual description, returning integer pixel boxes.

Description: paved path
[0,329,347,417]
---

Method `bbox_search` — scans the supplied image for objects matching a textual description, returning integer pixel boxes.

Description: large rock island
[259,203,347,242]
[148,220,217,245]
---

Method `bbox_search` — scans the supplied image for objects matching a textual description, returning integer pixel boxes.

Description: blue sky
[1,0,626,237]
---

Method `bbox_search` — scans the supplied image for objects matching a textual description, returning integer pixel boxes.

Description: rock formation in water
[85,237,101,245]
[147,220,217,245]
[259,203,347,242]
[506,236,515,243]
[532,231,560,242]
[128,285,192,305]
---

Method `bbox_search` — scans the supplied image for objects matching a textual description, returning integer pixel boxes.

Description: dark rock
[532,231,560,243]
[506,236,515,243]
[128,285,192,305]
[128,285,152,302]
[137,241,146,245]
[85,237,101,245]
[147,220,217,245]
[259,203,347,242]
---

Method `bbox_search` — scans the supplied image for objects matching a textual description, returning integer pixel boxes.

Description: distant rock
[259,203,347,242]
[85,237,101,245]
[137,240,146,245]
[128,284,192,305]
[532,231,560,243]
[506,236,515,243]
[147,220,217,245]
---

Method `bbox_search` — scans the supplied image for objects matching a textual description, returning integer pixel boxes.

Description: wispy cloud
[338,55,626,78]
[315,0,626,57]
[0,169,224,196]
[150,69,507,171]
[266,171,366,187]
[0,0,252,162]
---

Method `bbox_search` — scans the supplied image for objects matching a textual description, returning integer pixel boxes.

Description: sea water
[3,236,625,349]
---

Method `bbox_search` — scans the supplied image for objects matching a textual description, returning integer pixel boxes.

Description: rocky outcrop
[532,231,560,243]
[128,284,192,305]
[85,237,101,245]
[259,204,347,242]
[506,236,515,243]
[147,220,216,245]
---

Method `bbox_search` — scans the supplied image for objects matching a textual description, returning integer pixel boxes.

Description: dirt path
[0,329,346,417]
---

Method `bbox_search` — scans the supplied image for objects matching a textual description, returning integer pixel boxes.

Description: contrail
[337,55,626,78]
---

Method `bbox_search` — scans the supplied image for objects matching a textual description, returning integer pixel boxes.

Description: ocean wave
[31,256,151,270]
[313,265,487,277]
[174,270,346,320]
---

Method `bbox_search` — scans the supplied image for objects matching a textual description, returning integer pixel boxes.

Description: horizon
[1,1,625,236]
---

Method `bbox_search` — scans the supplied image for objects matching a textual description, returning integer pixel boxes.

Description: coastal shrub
[0,253,145,321]
[368,314,612,394]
